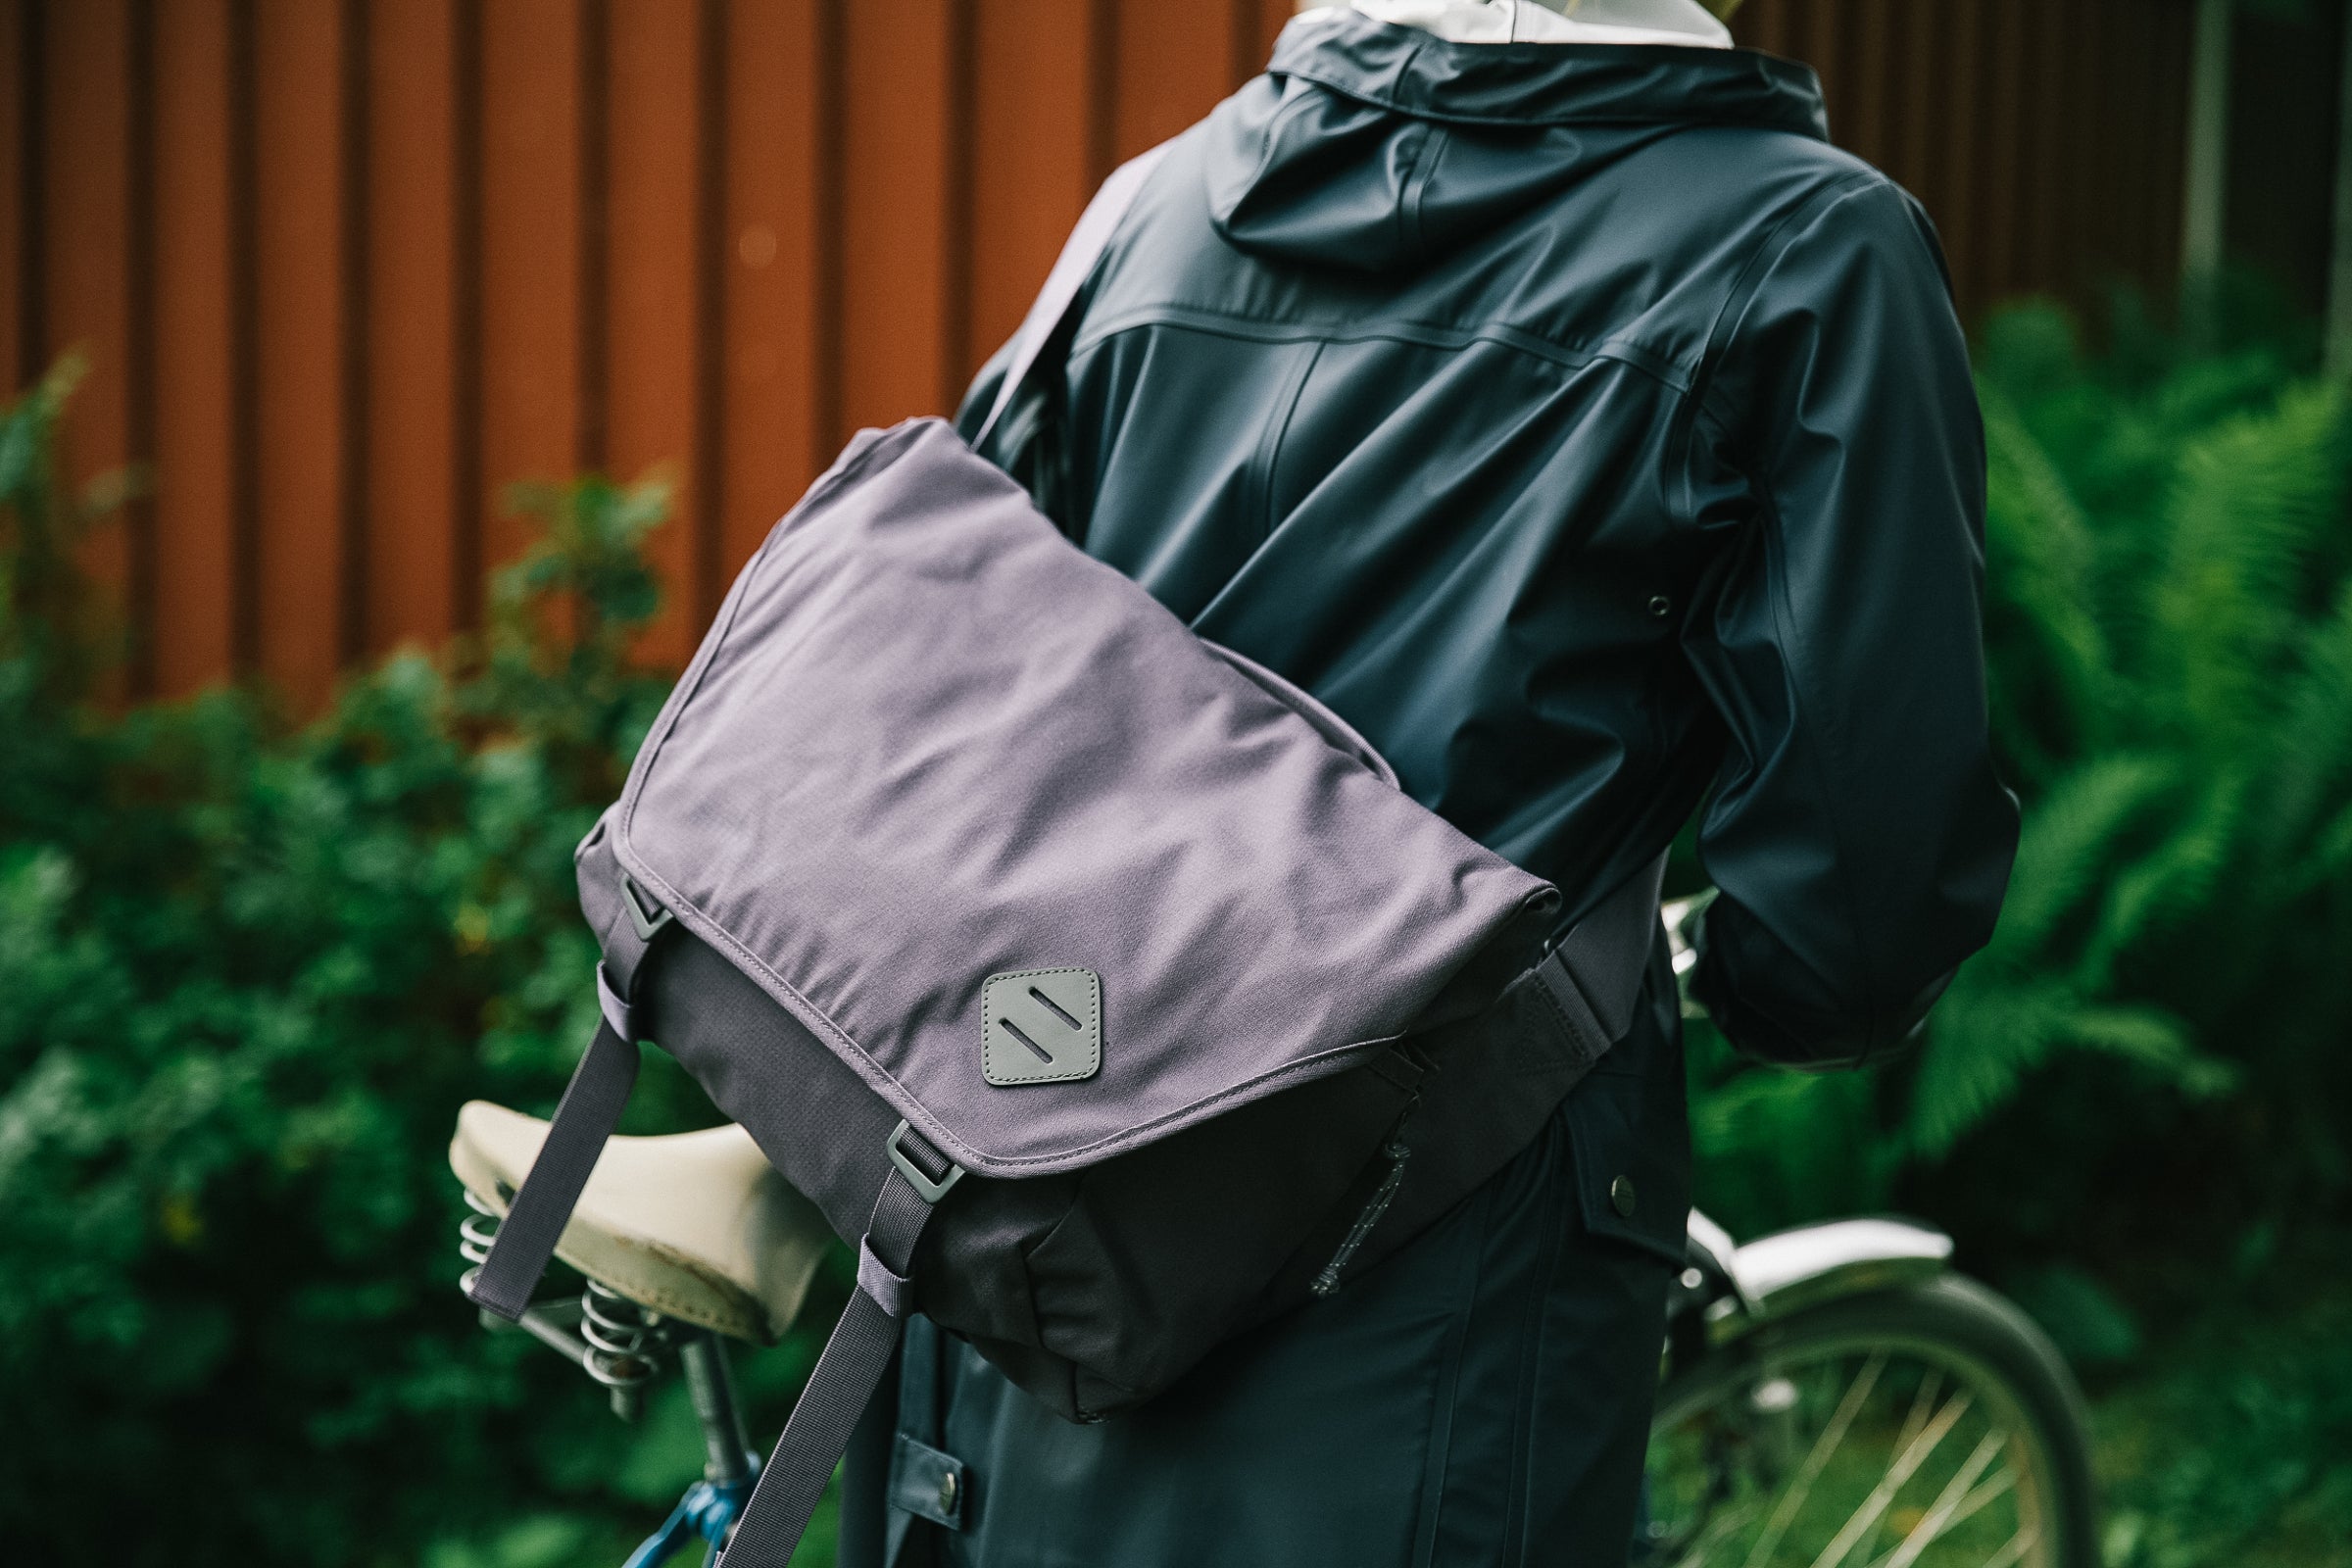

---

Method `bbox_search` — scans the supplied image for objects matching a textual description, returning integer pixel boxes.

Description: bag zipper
[1310,1093,1421,1298]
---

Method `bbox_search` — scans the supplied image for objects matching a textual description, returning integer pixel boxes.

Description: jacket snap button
[1646,595,1672,618]
[1609,1174,1639,1217]
[938,1470,958,1514]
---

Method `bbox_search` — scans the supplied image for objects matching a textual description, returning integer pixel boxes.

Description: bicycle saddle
[449,1101,835,1344]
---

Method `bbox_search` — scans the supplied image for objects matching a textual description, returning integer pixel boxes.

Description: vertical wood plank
[1798,0,1838,129]
[337,0,366,668]
[2134,0,2172,282]
[2025,0,2076,292]
[2108,0,2156,283]
[44,0,134,613]
[451,0,482,629]
[1241,0,1291,80]
[1936,1,1986,313]
[968,0,1094,377]
[1115,0,1228,160]
[838,0,955,431]
[1088,0,1117,186]
[605,0,704,664]
[227,0,258,674]
[1784,0,1815,73]
[0,0,22,398]
[13,0,48,400]
[125,0,157,694]
[1741,0,1791,61]
[577,0,608,473]
[2079,0,2117,285]
[811,0,844,461]
[1893,0,1939,205]
[1980,0,2029,302]
[1846,0,1895,173]
[366,0,459,655]
[251,0,347,709]
[478,0,581,569]
[151,0,237,695]
[2146,0,2194,285]
[691,0,724,625]
[718,0,823,579]
[942,0,974,404]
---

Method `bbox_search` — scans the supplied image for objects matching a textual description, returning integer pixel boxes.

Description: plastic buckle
[887,1120,966,1204]
[618,872,675,944]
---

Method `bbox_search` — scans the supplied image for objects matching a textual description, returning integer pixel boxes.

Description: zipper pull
[1310,1100,1419,1298]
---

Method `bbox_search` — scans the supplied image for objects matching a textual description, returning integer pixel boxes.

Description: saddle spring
[456,1189,669,1419]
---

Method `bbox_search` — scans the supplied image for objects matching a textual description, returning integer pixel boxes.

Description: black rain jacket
[961,12,2019,1073]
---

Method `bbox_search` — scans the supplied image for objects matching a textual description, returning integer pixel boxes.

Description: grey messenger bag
[465,145,1667,1566]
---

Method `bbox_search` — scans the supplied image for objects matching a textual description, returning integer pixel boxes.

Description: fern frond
[2312,796,2352,882]
[1691,1065,1886,1226]
[1905,971,2078,1158]
[1986,753,2178,962]
[1906,976,2218,1160]
[2061,1004,2236,1098]
[2261,580,2352,858]
[1980,383,2119,761]
[2075,774,2244,989]
[2144,382,2348,743]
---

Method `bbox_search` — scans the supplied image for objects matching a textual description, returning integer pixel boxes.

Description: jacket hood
[1206,12,1828,275]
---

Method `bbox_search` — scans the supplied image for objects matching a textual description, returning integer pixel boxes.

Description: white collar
[1310,0,1732,48]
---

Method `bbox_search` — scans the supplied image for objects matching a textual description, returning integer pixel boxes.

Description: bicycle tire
[1649,1273,2100,1568]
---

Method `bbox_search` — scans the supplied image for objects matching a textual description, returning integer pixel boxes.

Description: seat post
[680,1329,759,1486]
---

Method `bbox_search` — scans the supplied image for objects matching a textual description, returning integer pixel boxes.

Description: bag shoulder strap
[466,958,649,1319]
[971,140,1173,451]
[717,1123,959,1568]
[1525,852,1672,1076]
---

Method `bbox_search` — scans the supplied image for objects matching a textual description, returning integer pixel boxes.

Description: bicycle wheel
[1639,1274,2099,1568]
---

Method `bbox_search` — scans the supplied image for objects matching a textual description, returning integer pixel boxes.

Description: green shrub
[0,361,835,1563]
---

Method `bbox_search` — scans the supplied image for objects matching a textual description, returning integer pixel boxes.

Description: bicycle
[450,895,2098,1567]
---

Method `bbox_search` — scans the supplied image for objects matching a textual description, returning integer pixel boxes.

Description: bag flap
[604,417,1558,1177]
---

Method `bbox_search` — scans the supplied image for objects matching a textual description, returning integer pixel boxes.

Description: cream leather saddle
[449,1102,834,1344]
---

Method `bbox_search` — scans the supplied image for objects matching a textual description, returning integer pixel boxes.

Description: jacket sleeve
[1683,175,2018,1068]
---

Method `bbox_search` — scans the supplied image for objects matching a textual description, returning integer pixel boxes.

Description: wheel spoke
[1669,1497,1768,1568]
[1861,1368,1945,1565]
[1980,1527,2038,1568]
[1868,1429,2009,1568]
[1740,1351,1887,1568]
[1936,1468,2021,1544]
[1802,1391,1974,1568]
[1890,1370,1943,1464]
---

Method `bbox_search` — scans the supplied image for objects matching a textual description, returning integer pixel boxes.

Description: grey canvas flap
[606,417,1559,1178]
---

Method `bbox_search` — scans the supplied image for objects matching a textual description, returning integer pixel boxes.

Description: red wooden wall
[1740,0,2196,319]
[5,0,2195,708]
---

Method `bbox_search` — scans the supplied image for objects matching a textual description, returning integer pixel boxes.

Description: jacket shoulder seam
[1689,169,1903,446]
[1071,305,1694,398]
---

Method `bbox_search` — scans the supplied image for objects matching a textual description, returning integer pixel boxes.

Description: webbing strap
[971,141,1171,451]
[466,1014,641,1320]
[1527,852,1671,1070]
[600,878,667,998]
[717,1133,957,1568]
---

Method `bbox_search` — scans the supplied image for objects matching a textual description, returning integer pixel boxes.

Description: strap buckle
[886,1120,966,1204]
[619,872,675,943]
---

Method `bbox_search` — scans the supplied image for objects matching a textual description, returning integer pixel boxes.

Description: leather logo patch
[981,968,1102,1086]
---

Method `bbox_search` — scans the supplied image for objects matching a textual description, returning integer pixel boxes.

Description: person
[845,2,2020,1562]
